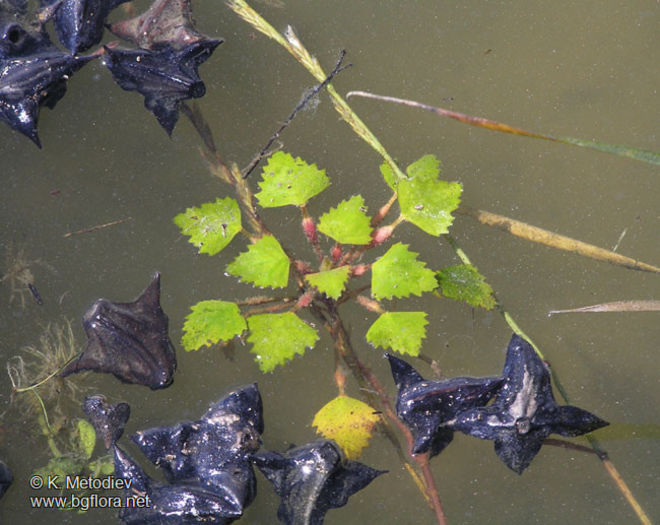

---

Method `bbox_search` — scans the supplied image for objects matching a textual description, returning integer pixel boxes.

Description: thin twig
[543,438,602,456]
[327,308,447,523]
[242,50,352,178]
[63,217,132,238]
[32,390,61,458]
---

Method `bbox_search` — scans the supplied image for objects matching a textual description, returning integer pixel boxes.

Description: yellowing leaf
[351,92,660,166]
[312,395,380,459]
[76,419,96,460]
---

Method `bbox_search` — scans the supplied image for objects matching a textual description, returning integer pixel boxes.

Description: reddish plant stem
[185,77,447,524]
[352,352,447,525]
[236,295,296,306]
[315,303,447,524]
[372,193,398,227]
[335,284,370,306]
[244,301,295,316]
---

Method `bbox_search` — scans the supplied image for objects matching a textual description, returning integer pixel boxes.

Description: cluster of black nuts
[0,0,221,147]
[84,385,385,524]
[81,334,609,523]
[387,334,609,474]
[0,271,609,522]
[2,273,385,523]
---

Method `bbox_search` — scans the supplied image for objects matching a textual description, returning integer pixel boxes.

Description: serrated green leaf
[181,300,247,351]
[437,264,496,309]
[247,312,319,372]
[173,197,242,256]
[312,395,380,459]
[398,154,462,236]
[317,195,373,245]
[366,312,428,356]
[305,266,351,299]
[227,235,290,288]
[255,152,330,207]
[371,243,437,299]
[75,419,96,460]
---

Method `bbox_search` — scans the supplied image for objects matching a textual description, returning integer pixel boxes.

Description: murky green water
[1,1,658,524]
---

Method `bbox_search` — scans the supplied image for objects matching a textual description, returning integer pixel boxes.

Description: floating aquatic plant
[7,320,81,416]
[0,243,54,309]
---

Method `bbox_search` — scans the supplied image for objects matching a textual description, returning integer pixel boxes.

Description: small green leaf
[437,264,496,309]
[380,161,398,191]
[255,152,330,207]
[317,195,373,245]
[227,235,290,288]
[305,266,351,299]
[371,243,437,300]
[247,312,319,372]
[312,395,380,459]
[181,300,247,351]
[366,312,428,356]
[398,154,462,236]
[75,419,96,460]
[173,197,242,255]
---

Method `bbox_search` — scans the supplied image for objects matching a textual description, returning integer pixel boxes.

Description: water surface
[1,1,658,524]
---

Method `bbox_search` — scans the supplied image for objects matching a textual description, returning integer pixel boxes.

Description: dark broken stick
[242,49,352,178]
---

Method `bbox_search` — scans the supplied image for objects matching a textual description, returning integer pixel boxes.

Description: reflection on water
[1,1,658,524]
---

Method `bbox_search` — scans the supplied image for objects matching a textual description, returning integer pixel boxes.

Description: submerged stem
[32,390,61,458]
[13,353,77,394]
[323,306,446,523]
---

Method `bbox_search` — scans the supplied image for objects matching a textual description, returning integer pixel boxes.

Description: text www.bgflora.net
[27,475,150,511]
[30,493,150,511]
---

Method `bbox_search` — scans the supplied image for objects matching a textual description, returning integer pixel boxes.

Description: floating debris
[44,0,132,54]
[548,300,660,316]
[104,39,222,135]
[253,439,385,524]
[110,384,263,523]
[0,7,96,146]
[61,273,177,389]
[451,335,608,474]
[386,353,502,457]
